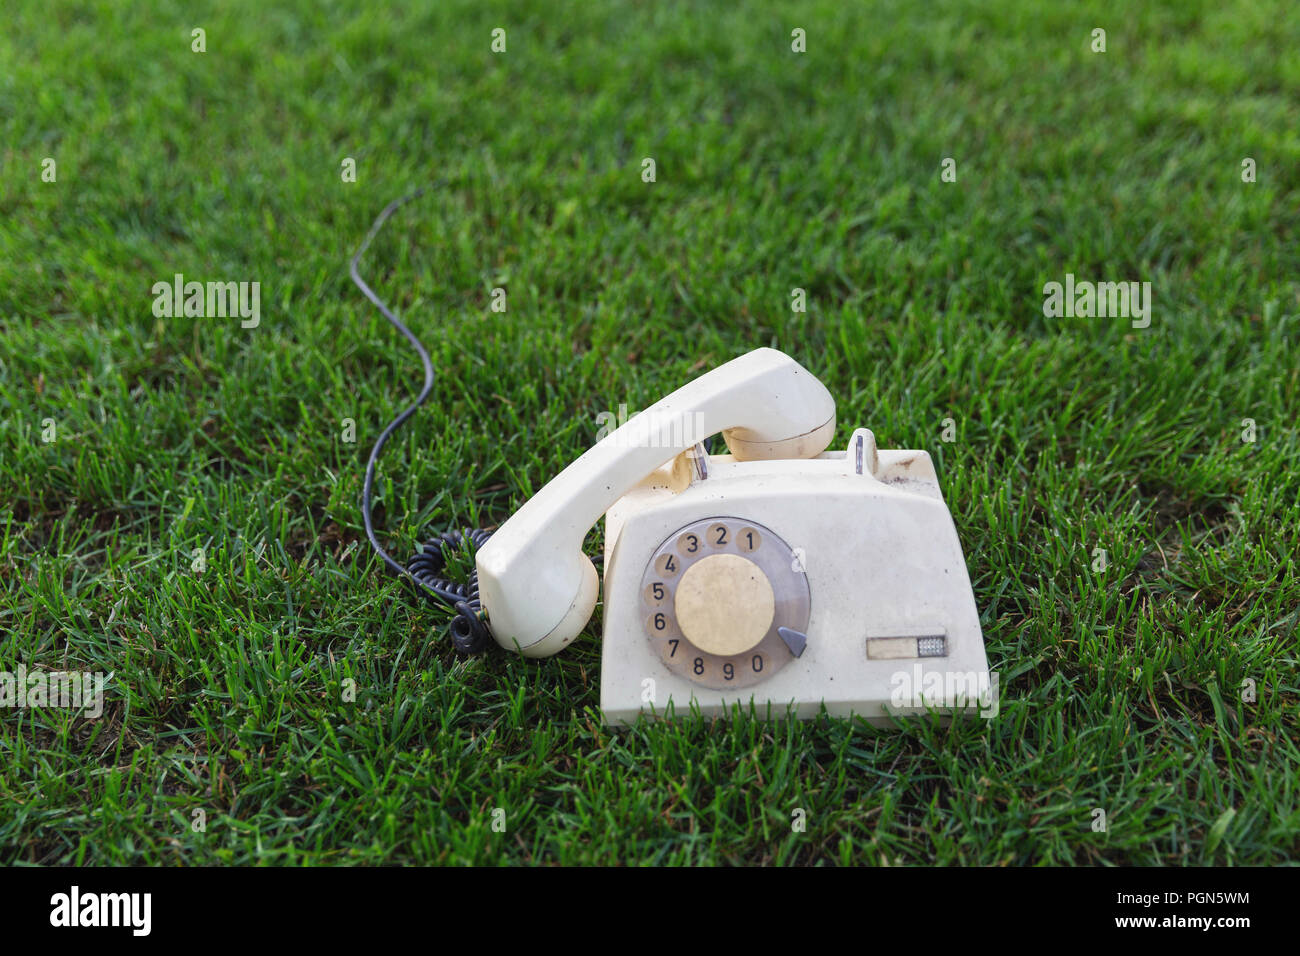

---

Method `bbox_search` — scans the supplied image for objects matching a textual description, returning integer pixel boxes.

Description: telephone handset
[476,348,835,657]
[476,348,991,726]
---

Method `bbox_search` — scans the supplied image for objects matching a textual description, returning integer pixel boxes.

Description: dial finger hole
[654,553,681,577]
[644,580,670,606]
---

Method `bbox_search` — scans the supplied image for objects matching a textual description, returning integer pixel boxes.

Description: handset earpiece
[475,348,835,657]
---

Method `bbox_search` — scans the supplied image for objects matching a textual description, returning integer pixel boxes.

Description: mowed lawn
[1,0,1297,864]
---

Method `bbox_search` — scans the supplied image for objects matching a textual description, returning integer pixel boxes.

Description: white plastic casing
[598,432,990,726]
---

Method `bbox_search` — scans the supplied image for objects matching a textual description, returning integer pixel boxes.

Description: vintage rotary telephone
[354,195,991,726]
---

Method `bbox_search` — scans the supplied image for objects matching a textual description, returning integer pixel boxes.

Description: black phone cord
[349,188,495,654]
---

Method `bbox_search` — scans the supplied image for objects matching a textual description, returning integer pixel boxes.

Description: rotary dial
[638,517,810,689]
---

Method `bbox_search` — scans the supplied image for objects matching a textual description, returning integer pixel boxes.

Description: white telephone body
[476,348,991,726]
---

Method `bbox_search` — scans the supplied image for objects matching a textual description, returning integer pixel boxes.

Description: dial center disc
[674,553,775,656]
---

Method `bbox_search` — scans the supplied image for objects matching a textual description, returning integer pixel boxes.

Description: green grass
[2,0,1298,865]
